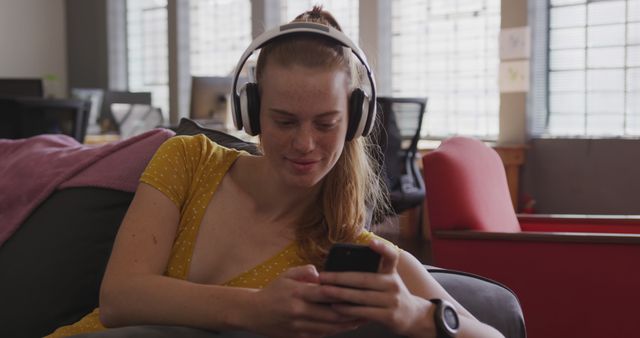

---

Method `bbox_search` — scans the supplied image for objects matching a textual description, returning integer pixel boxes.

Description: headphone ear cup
[246,83,261,135]
[347,88,365,141]
[239,82,261,135]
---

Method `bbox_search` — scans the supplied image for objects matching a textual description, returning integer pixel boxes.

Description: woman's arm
[394,248,504,338]
[319,240,504,338]
[99,183,250,330]
[99,183,359,337]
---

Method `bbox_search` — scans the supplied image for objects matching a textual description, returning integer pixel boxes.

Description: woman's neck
[230,155,321,226]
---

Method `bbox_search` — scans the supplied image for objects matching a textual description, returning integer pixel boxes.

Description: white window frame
[542,0,640,138]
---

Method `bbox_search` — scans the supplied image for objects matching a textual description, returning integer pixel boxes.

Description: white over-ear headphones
[230,22,377,141]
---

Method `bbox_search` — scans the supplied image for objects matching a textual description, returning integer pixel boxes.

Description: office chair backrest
[112,103,164,139]
[99,91,152,133]
[375,97,428,214]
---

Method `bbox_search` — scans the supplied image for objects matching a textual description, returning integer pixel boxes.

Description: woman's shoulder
[166,133,236,150]
[159,134,242,160]
[354,230,396,249]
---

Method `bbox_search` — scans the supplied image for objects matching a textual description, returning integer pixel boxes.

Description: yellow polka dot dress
[46,134,378,337]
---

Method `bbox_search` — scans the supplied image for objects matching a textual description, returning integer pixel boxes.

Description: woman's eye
[275,120,295,127]
[317,122,337,130]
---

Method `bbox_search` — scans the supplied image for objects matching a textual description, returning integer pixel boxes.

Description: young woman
[49,7,503,338]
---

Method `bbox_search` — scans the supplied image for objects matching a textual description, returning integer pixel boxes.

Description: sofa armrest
[435,229,640,244]
[518,214,640,234]
[427,266,525,338]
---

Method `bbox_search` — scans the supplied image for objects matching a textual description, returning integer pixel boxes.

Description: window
[547,0,640,137]
[280,0,359,43]
[126,0,169,117]
[391,0,501,139]
[190,0,252,76]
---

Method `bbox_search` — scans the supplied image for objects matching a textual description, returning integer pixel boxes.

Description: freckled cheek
[260,131,292,154]
[320,139,345,163]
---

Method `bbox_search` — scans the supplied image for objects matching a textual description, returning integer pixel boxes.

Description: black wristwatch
[430,299,459,338]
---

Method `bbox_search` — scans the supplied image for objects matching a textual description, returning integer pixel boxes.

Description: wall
[65,0,109,90]
[521,139,640,214]
[0,0,67,97]
[498,0,527,146]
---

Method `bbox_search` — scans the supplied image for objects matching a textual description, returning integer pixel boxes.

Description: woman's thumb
[283,264,320,283]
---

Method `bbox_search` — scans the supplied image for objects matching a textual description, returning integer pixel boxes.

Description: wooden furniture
[84,134,121,145]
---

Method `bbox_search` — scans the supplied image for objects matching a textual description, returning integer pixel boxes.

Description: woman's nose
[292,125,315,153]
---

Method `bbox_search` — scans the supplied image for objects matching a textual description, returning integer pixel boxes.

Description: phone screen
[324,243,381,273]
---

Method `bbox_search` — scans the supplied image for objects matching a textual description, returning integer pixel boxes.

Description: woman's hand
[318,239,436,338]
[244,264,363,338]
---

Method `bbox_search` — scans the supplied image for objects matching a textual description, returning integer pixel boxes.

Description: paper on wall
[499,26,530,60]
[499,60,530,93]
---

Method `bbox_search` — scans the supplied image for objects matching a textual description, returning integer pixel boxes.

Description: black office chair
[111,103,164,139]
[0,97,90,142]
[374,97,428,219]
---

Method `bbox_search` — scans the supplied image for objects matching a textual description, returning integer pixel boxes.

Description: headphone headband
[231,22,377,137]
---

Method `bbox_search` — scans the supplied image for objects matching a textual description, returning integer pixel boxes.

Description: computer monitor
[0,97,90,142]
[0,78,44,98]
[71,88,104,135]
[189,76,233,126]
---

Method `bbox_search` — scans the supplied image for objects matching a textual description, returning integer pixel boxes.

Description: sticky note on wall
[500,27,531,60]
[499,60,530,93]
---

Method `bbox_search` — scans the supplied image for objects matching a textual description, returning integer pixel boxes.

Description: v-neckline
[220,240,298,286]
[182,143,299,285]
[183,145,243,279]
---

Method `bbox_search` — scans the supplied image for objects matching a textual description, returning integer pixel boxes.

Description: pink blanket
[0,129,175,247]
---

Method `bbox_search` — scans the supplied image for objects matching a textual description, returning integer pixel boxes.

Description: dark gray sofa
[68,267,526,338]
[0,119,525,338]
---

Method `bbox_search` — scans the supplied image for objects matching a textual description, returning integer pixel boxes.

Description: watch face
[444,307,459,329]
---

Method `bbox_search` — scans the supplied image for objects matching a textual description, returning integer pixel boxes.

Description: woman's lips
[287,158,319,173]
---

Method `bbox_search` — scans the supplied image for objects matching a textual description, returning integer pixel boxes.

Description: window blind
[391,0,501,139]
[126,0,169,116]
[189,0,251,77]
[528,0,550,137]
[547,0,640,137]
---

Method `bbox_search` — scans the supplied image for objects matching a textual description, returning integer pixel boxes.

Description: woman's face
[259,62,350,189]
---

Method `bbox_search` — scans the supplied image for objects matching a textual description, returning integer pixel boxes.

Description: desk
[84,134,121,145]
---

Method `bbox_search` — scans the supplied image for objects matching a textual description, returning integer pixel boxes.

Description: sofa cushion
[0,187,134,338]
[173,118,261,155]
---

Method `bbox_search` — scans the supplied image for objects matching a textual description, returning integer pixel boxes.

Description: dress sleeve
[139,136,197,208]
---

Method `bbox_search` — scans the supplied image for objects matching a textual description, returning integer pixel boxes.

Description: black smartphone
[324,243,381,273]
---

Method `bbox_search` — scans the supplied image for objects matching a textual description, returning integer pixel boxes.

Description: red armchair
[422,136,640,338]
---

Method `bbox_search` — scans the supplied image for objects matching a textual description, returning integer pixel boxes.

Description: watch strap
[430,298,459,338]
